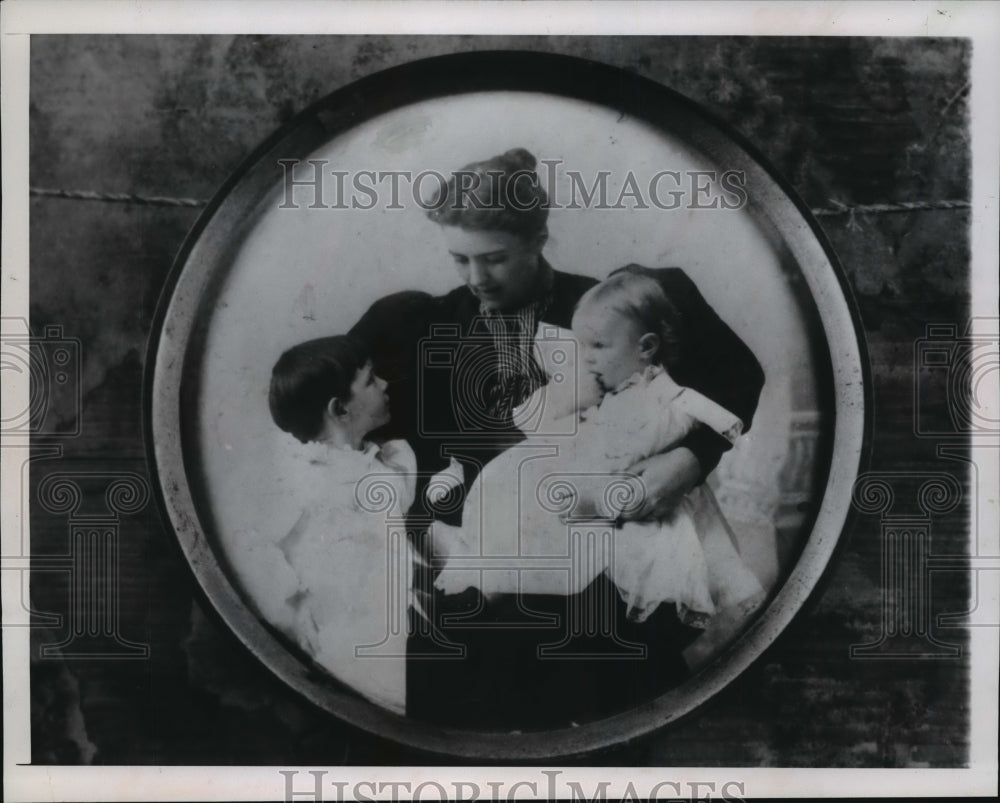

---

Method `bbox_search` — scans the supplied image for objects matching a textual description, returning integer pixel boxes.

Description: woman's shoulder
[614,264,695,294]
[368,289,438,314]
[350,290,438,350]
[551,269,599,296]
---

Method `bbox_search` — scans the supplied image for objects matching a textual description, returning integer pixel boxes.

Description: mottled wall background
[27,35,971,766]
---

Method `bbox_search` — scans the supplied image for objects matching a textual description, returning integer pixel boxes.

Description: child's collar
[297,437,380,462]
[607,363,664,395]
[331,439,380,457]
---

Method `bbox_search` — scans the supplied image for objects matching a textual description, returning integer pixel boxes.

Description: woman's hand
[618,447,701,521]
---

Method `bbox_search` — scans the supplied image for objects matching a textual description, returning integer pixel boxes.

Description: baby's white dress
[434,366,764,628]
[240,439,416,714]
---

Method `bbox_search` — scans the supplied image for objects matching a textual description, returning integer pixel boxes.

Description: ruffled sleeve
[671,387,744,444]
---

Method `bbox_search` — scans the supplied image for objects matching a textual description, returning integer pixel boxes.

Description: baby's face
[572,305,648,394]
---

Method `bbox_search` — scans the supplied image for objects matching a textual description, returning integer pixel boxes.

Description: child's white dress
[433,366,764,628]
[240,439,416,714]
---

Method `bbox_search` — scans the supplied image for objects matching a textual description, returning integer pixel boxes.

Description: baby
[251,335,415,714]
[431,269,764,635]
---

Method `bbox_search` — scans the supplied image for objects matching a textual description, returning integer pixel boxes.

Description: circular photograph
[148,52,866,759]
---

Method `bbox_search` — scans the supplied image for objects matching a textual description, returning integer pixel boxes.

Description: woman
[349,147,764,729]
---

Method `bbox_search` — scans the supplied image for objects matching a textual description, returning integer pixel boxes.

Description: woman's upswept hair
[575,267,686,369]
[426,147,549,241]
[268,335,369,443]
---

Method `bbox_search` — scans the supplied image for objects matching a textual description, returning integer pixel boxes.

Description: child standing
[248,335,415,714]
[432,269,764,644]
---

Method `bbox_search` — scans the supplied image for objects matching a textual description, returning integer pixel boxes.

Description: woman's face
[440,226,546,311]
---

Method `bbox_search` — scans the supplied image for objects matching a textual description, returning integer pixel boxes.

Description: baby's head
[572,268,685,394]
[268,335,389,445]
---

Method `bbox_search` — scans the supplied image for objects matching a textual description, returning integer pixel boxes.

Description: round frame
[146,51,869,760]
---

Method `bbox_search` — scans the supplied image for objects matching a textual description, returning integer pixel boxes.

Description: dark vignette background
[27,35,971,766]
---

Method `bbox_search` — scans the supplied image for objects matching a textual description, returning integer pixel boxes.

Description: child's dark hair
[575,267,686,368]
[268,335,369,443]
[425,147,549,240]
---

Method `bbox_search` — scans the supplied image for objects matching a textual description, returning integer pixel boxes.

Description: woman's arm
[617,447,701,521]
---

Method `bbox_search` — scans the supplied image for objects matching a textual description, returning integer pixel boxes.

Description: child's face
[344,361,391,435]
[572,305,649,394]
